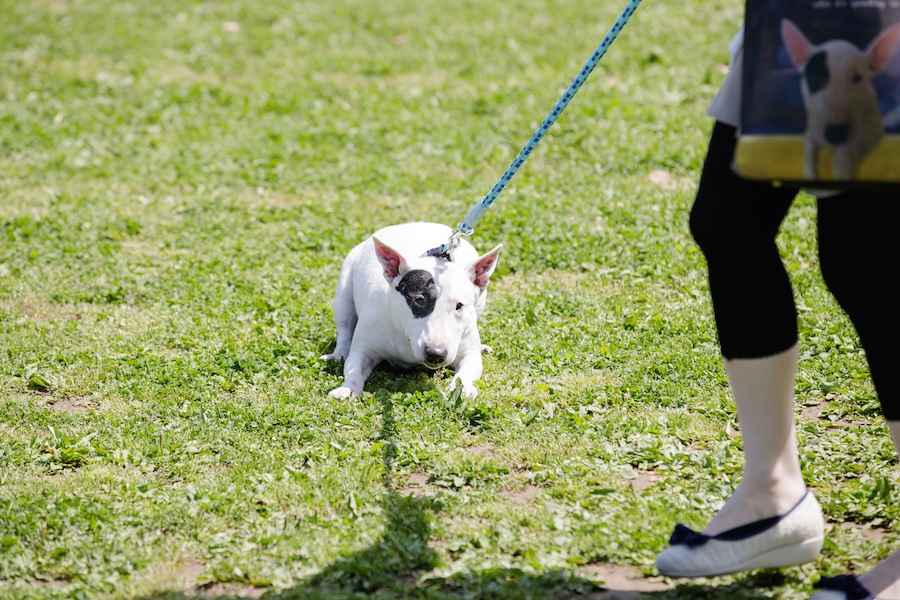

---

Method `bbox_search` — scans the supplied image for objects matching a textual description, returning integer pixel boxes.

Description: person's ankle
[704,480,807,536]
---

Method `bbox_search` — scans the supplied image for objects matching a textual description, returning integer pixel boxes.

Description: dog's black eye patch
[396,270,436,318]
[804,51,829,94]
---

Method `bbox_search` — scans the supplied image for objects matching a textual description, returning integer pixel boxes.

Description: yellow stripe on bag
[734,134,900,184]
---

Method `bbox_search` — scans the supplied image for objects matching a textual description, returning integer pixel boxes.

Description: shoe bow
[668,524,711,548]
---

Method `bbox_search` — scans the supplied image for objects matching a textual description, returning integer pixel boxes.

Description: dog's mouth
[423,348,449,369]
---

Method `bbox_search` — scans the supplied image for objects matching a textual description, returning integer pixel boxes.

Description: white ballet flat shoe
[811,575,874,600]
[655,490,825,578]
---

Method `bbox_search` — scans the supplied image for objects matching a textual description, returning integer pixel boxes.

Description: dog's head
[373,236,501,369]
[781,18,900,146]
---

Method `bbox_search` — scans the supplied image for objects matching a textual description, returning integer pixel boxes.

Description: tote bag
[733,0,900,189]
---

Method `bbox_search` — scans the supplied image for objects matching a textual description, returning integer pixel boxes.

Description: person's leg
[812,422,900,599]
[857,429,900,597]
[688,121,807,533]
[813,423,900,600]
[815,194,900,599]
[656,122,824,577]
[818,193,899,423]
[857,432,900,598]
[710,344,807,534]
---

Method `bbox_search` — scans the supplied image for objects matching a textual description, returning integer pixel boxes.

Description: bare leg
[855,421,900,599]
[814,194,900,599]
[705,343,809,535]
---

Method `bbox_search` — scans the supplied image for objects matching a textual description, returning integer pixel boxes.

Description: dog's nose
[424,347,448,366]
[825,123,851,145]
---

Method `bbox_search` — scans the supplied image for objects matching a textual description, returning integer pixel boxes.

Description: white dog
[321,222,502,399]
[781,18,900,179]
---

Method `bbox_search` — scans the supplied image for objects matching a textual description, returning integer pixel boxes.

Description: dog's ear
[468,244,502,291]
[866,22,900,74]
[373,236,408,282]
[781,18,813,68]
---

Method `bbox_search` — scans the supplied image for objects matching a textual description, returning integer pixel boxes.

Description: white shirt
[707,29,745,127]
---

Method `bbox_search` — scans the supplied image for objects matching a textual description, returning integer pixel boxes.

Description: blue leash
[426,0,643,259]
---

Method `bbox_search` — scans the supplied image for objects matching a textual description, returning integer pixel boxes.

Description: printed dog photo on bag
[781,17,900,179]
[733,3,900,185]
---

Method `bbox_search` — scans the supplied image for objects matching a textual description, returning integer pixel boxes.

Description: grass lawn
[1,0,897,598]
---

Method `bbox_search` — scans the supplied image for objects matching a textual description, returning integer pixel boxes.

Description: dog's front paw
[449,379,479,399]
[320,352,346,362]
[481,344,492,355]
[328,386,357,399]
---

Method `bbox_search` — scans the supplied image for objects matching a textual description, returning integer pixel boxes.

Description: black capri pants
[688,121,900,420]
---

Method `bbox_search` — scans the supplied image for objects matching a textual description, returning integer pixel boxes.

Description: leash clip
[423,226,464,260]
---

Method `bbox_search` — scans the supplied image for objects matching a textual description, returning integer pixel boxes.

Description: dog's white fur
[321,222,502,399]
[781,18,900,179]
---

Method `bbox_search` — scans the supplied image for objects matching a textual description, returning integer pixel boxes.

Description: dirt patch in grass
[177,561,207,586]
[46,396,94,413]
[580,563,671,598]
[465,443,495,457]
[191,582,266,598]
[503,484,543,506]
[835,521,890,543]
[33,578,71,588]
[800,401,866,427]
[630,472,661,493]
[399,471,437,497]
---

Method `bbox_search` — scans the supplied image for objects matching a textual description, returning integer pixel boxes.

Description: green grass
[1,0,897,598]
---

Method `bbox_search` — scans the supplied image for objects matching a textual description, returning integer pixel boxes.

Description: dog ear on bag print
[734,0,900,189]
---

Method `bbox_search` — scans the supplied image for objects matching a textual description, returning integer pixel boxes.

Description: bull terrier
[321,222,502,399]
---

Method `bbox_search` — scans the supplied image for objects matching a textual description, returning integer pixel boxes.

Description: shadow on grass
[137,392,796,600]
